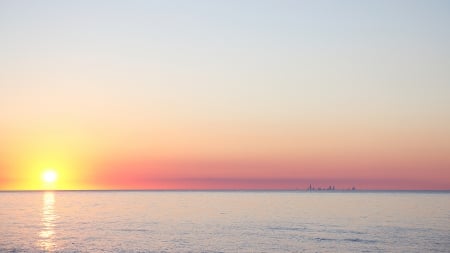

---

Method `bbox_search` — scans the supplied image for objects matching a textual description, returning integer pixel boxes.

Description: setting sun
[42,170,57,184]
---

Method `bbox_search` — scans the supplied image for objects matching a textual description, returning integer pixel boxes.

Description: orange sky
[1,120,449,190]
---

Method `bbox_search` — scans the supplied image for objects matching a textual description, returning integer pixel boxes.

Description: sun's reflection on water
[39,191,57,251]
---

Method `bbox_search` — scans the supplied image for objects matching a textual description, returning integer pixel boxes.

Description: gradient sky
[1,0,449,190]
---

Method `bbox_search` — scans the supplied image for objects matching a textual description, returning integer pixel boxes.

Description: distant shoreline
[1,189,449,193]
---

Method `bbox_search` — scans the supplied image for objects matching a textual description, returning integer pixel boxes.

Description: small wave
[314,237,336,241]
[314,237,377,244]
[342,238,378,243]
[267,226,306,231]
[116,228,152,232]
[329,229,366,235]
[1,248,21,253]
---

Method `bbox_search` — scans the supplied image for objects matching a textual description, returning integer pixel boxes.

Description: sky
[1,0,449,190]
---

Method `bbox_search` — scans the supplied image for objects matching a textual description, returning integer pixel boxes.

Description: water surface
[0,191,449,252]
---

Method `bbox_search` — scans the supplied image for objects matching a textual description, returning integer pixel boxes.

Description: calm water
[0,191,449,252]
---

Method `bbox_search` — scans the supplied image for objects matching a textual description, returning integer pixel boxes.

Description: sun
[42,170,58,184]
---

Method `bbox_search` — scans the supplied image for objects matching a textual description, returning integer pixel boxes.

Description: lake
[0,191,449,252]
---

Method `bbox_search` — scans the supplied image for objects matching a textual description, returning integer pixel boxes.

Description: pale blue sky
[1,0,449,146]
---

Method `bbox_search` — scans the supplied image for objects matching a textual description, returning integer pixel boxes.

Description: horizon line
[1,189,449,193]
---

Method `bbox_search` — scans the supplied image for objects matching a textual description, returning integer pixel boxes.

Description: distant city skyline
[1,0,449,190]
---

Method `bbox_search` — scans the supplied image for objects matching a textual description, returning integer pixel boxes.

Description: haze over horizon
[1,0,449,190]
